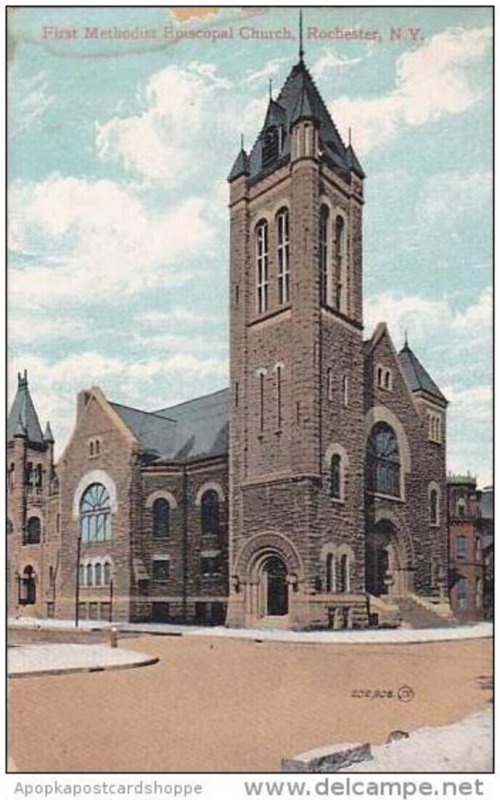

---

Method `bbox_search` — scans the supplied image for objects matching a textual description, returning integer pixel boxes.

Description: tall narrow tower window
[319,205,329,306]
[277,208,290,305]
[259,372,265,432]
[276,365,282,429]
[256,221,269,314]
[334,215,345,311]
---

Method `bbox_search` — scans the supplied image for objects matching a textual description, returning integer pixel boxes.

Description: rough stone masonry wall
[364,334,448,597]
[133,459,229,623]
[7,436,59,619]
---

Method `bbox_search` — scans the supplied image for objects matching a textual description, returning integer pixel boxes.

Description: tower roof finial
[404,328,409,349]
[348,126,352,147]
[240,132,244,151]
[299,9,304,62]
[269,78,273,101]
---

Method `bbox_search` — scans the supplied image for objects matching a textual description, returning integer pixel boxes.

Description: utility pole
[75,531,82,627]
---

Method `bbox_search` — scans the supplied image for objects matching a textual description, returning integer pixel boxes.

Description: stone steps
[396,597,456,629]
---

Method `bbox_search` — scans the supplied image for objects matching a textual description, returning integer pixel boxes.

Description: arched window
[334,215,345,310]
[79,563,85,587]
[262,125,280,167]
[339,554,350,593]
[367,422,401,497]
[326,553,335,593]
[429,489,439,525]
[330,454,341,499]
[86,564,93,586]
[457,497,466,517]
[319,205,329,306]
[276,208,290,305]
[153,498,170,538]
[256,221,269,314]
[7,518,13,536]
[19,566,36,605]
[80,483,111,542]
[49,566,55,588]
[95,562,102,587]
[24,517,41,545]
[104,562,112,586]
[201,490,220,536]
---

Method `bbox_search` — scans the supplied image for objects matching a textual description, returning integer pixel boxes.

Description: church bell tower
[226,47,368,629]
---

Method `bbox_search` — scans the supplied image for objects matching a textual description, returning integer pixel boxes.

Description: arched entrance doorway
[263,556,288,616]
[366,520,407,598]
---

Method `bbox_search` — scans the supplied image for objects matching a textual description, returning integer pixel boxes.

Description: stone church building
[7,54,449,629]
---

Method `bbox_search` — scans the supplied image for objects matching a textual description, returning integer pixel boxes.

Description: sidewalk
[8,643,159,678]
[9,615,492,644]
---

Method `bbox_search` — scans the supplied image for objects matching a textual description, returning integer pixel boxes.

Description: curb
[8,655,160,679]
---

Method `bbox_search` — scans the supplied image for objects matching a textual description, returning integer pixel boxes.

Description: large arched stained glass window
[80,483,111,542]
[366,422,401,497]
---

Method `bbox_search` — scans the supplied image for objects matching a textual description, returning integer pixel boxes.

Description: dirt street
[8,634,492,773]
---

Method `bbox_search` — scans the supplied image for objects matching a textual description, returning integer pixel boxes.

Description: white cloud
[242,58,287,85]
[330,26,492,153]
[9,72,54,135]
[365,286,492,349]
[96,62,231,183]
[138,308,219,327]
[8,314,87,347]
[9,174,215,308]
[312,51,362,79]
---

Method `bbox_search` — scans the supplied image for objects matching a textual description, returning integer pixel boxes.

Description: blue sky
[7,6,493,485]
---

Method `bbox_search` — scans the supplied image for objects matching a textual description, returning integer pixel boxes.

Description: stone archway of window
[365,406,412,476]
[195,481,225,506]
[72,470,118,518]
[145,490,178,509]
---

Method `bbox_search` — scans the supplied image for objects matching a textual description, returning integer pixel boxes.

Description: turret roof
[7,371,46,445]
[398,344,448,405]
[240,58,360,184]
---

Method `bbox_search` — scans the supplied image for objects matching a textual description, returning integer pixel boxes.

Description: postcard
[5,4,494,794]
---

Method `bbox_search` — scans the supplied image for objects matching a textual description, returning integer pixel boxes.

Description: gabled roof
[155,388,229,461]
[7,371,46,445]
[109,402,177,459]
[398,344,448,405]
[245,58,357,184]
[110,388,229,462]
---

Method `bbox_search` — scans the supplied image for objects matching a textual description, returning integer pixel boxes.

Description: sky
[7,5,493,485]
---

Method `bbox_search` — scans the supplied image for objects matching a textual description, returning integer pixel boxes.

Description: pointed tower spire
[299,10,305,62]
[7,369,45,444]
[44,421,55,444]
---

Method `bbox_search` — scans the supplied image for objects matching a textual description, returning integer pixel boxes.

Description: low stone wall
[282,743,372,772]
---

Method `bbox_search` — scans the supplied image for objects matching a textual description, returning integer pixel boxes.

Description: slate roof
[110,388,229,462]
[244,58,363,184]
[7,371,46,445]
[398,344,448,405]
